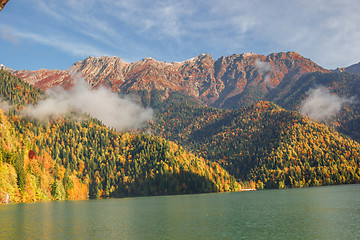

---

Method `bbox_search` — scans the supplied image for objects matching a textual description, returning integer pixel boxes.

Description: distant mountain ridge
[10,52,328,108]
[345,62,360,75]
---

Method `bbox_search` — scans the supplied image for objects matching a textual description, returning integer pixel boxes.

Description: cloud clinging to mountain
[255,59,273,85]
[299,86,355,121]
[23,75,153,131]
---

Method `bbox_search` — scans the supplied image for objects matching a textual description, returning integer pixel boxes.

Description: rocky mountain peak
[12,52,329,108]
[195,53,213,60]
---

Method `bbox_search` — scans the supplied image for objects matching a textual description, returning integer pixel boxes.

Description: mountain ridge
[4,52,359,142]
[345,62,360,75]
[9,52,329,108]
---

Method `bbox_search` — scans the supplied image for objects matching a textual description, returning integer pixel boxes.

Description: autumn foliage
[149,94,360,189]
[0,69,360,204]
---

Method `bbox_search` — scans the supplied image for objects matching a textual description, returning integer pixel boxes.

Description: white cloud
[36,1,64,20]
[31,0,133,56]
[4,0,360,68]
[255,59,272,75]
[299,86,355,121]
[22,75,153,131]
[255,59,273,86]
[101,0,192,39]
[245,0,360,69]
[0,100,14,112]
[1,25,108,57]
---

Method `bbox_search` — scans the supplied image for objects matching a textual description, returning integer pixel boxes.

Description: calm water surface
[0,184,359,239]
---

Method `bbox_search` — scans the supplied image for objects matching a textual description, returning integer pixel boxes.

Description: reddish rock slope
[13,52,329,108]
[14,69,72,90]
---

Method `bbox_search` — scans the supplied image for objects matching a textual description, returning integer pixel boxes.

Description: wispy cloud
[102,0,193,39]
[1,25,108,57]
[35,0,64,20]
[255,59,272,75]
[255,59,273,86]
[299,86,356,121]
[22,74,153,130]
[0,99,14,112]
[0,26,20,45]
[3,0,360,68]
[35,0,122,43]
[240,0,360,68]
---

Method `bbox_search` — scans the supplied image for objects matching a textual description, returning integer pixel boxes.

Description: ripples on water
[0,184,359,239]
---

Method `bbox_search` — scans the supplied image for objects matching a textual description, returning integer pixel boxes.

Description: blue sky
[1,0,360,70]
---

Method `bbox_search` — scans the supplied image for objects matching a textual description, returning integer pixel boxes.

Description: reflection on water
[0,184,359,239]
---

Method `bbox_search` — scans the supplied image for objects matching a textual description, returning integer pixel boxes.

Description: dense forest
[0,70,239,204]
[0,69,360,204]
[0,70,42,110]
[149,94,360,189]
[266,71,360,142]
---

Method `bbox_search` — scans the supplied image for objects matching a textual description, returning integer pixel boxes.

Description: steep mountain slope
[11,117,240,198]
[12,52,328,108]
[73,52,328,108]
[9,53,357,143]
[0,109,89,203]
[345,62,360,75]
[13,69,73,91]
[266,71,360,142]
[2,54,359,195]
[0,69,42,109]
[1,64,72,90]
[0,70,240,203]
[149,98,360,189]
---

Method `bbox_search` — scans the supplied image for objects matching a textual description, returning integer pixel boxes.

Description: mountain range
[4,52,328,107]
[0,51,359,203]
[4,51,360,141]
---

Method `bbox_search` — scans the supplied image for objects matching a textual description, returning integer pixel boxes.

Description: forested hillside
[0,70,42,110]
[266,71,360,142]
[10,52,359,143]
[1,66,360,204]
[0,70,239,204]
[149,95,360,189]
[0,110,88,203]
[13,117,239,198]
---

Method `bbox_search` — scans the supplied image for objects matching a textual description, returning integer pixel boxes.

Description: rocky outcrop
[13,52,329,108]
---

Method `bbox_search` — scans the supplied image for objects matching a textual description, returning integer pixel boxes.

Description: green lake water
[0,184,359,239]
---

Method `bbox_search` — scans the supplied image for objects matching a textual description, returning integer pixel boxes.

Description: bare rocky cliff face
[12,52,329,108]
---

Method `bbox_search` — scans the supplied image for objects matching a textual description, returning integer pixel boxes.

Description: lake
[0,184,359,239]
